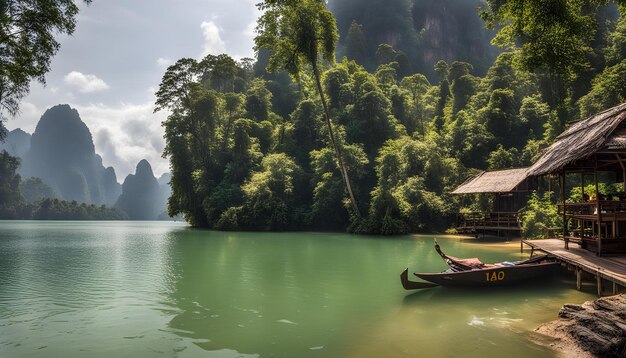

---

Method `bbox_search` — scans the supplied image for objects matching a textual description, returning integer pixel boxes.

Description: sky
[7,0,260,181]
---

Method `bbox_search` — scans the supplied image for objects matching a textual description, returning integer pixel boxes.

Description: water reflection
[159,231,592,358]
[0,222,596,357]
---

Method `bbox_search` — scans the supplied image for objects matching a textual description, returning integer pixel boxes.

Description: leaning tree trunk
[312,65,361,217]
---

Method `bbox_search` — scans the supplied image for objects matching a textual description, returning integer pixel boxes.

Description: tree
[400,74,431,134]
[355,136,456,235]
[481,0,596,80]
[578,60,626,116]
[19,177,59,203]
[376,43,396,65]
[255,0,361,216]
[199,54,239,92]
[239,153,303,229]
[245,79,272,122]
[155,57,221,226]
[433,61,451,130]
[0,0,91,139]
[519,191,560,239]
[0,150,23,217]
[345,20,368,66]
[479,0,624,133]
[487,144,520,170]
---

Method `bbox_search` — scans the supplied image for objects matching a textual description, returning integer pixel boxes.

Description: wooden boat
[400,240,560,289]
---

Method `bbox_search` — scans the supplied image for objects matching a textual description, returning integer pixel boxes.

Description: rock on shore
[535,294,626,358]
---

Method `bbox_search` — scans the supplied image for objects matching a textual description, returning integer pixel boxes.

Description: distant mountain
[0,128,31,159]
[115,159,163,220]
[330,0,498,79]
[21,104,121,205]
[19,177,61,203]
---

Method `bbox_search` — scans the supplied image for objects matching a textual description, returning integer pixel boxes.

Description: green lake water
[0,221,595,357]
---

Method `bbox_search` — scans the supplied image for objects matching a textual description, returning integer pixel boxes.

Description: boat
[400,240,560,289]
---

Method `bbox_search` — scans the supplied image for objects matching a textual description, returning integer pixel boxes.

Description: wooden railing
[457,211,521,233]
[558,200,626,217]
[557,200,626,255]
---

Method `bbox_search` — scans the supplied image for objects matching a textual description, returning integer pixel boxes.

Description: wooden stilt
[613,282,619,295]
[560,172,567,249]
[595,160,602,257]
[596,273,603,297]
[576,267,582,290]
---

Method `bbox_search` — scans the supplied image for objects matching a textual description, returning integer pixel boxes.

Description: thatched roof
[528,102,626,176]
[452,168,529,194]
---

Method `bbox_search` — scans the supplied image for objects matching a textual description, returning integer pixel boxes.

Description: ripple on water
[0,222,596,358]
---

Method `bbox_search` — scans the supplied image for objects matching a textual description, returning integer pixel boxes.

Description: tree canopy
[0,0,91,139]
[151,0,626,234]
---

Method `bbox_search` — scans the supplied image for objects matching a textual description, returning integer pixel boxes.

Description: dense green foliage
[0,150,23,218]
[29,198,127,220]
[519,192,560,239]
[255,0,360,216]
[0,150,125,220]
[19,177,59,203]
[156,1,626,233]
[0,0,91,139]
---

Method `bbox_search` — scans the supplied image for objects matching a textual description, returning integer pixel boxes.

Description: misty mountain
[331,0,498,79]
[19,177,61,203]
[115,159,165,220]
[0,128,31,159]
[21,104,121,206]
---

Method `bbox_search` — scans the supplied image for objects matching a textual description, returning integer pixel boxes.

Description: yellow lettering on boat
[485,271,505,281]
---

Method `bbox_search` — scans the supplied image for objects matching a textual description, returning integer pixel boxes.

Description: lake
[0,221,594,357]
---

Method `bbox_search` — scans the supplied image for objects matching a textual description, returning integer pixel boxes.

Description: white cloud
[156,57,172,68]
[76,101,169,180]
[200,20,226,57]
[63,71,110,93]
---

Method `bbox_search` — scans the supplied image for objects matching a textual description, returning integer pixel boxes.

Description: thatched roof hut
[452,168,529,194]
[528,102,626,176]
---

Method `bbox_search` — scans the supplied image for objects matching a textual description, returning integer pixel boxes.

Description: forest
[2,0,626,232]
[0,151,127,220]
[150,0,626,233]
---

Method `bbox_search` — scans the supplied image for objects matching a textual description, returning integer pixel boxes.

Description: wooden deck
[522,239,626,295]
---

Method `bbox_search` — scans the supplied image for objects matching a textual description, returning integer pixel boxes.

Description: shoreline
[534,294,626,357]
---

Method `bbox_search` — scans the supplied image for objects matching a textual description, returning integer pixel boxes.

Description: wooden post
[581,172,585,200]
[576,267,582,290]
[560,171,568,248]
[595,159,602,256]
[616,153,625,239]
[616,153,626,192]
[613,282,619,295]
[581,173,585,240]
[596,273,603,297]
